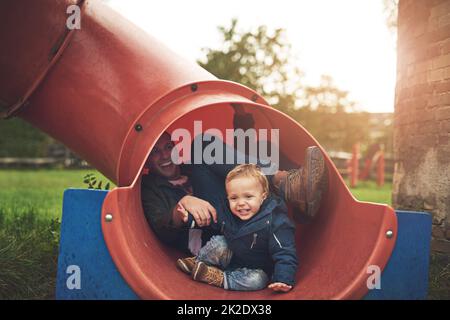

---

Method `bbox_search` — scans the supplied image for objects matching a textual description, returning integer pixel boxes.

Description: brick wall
[393,0,450,253]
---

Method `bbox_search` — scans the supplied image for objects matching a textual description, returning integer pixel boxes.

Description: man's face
[146,133,180,179]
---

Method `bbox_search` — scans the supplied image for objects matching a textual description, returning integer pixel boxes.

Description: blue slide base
[55,189,138,299]
[56,189,432,300]
[364,210,432,300]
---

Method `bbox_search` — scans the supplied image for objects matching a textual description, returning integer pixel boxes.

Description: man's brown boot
[176,256,197,274]
[192,261,224,288]
[278,146,328,223]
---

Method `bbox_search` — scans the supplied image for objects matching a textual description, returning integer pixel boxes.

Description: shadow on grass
[428,252,450,300]
[0,207,60,300]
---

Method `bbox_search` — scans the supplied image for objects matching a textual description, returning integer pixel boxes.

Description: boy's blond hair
[225,164,269,195]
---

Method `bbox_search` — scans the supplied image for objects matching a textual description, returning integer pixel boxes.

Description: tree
[198,19,391,154]
[383,0,399,35]
[292,75,370,151]
[0,118,51,157]
[300,75,356,113]
[198,18,303,113]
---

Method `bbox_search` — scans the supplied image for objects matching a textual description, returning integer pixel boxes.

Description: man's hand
[173,195,217,227]
[268,282,293,292]
[176,203,190,223]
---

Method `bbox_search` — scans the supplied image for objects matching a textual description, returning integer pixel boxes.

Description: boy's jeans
[197,235,269,291]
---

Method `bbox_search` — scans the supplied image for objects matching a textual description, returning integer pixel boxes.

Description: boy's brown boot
[277,146,328,223]
[192,261,224,288]
[176,257,197,274]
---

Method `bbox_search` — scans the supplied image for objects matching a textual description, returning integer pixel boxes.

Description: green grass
[0,210,60,299]
[348,180,392,205]
[0,169,111,220]
[0,169,111,299]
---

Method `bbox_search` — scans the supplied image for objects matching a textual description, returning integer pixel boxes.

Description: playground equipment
[347,143,386,188]
[359,143,386,186]
[0,0,431,299]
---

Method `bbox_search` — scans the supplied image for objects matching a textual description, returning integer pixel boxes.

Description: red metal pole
[350,143,359,188]
[377,149,385,187]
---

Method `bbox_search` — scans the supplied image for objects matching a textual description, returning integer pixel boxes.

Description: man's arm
[176,195,218,228]
[141,184,187,246]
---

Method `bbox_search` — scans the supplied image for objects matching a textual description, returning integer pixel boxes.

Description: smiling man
[145,132,182,180]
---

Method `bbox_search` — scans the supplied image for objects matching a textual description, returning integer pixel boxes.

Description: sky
[106,0,397,113]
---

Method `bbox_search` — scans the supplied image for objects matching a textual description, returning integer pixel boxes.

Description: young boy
[176,164,298,292]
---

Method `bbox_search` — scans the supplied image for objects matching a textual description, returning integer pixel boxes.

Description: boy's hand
[268,282,293,292]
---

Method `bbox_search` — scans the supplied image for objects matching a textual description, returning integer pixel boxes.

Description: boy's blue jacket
[188,194,298,286]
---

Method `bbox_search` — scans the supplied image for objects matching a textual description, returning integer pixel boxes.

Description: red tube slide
[0,0,397,299]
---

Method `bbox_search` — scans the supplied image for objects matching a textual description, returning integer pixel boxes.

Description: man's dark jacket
[141,166,193,253]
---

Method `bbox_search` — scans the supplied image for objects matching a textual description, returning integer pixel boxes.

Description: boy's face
[226,176,267,221]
